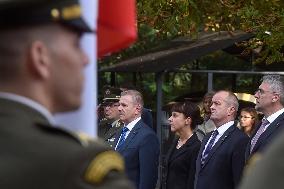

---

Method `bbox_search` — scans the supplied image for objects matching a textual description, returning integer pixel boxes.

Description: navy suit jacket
[195,124,249,189]
[141,108,153,128]
[161,133,200,189]
[115,119,160,189]
[245,112,284,161]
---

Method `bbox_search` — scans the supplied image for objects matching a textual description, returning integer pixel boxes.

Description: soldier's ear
[28,40,51,79]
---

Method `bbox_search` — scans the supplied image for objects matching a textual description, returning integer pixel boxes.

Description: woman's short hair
[171,101,203,130]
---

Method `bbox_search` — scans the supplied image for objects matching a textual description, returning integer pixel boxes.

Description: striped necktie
[250,118,269,153]
[116,126,129,150]
[201,130,219,165]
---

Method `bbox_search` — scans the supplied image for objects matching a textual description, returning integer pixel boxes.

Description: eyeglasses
[239,116,253,120]
[255,88,274,95]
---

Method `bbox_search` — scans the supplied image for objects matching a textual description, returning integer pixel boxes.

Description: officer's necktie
[201,130,219,165]
[250,118,270,153]
[116,126,129,150]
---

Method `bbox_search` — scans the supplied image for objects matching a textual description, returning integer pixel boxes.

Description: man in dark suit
[195,91,249,189]
[0,0,134,188]
[98,87,123,148]
[114,90,160,189]
[245,75,284,162]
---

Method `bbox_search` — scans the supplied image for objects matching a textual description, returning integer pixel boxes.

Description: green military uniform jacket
[99,119,123,148]
[0,98,134,189]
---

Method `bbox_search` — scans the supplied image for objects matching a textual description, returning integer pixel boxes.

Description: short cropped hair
[217,90,239,117]
[121,90,144,108]
[261,75,284,105]
[171,101,203,130]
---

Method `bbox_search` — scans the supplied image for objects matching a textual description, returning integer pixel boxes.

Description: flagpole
[54,0,98,137]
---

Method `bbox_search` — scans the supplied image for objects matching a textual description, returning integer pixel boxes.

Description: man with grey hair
[114,90,160,189]
[195,90,249,189]
[245,74,284,161]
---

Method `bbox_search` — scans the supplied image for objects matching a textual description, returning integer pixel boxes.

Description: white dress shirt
[114,117,141,150]
[202,120,234,156]
[264,108,284,131]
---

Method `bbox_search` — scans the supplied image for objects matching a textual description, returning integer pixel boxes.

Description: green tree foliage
[136,0,284,64]
[99,0,283,108]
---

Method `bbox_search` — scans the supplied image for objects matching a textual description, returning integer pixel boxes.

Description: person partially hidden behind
[195,91,216,141]
[239,107,259,137]
[114,90,160,189]
[98,87,123,148]
[161,101,202,189]
[0,0,134,188]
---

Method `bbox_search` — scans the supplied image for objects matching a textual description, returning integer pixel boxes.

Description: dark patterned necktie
[250,118,269,153]
[115,126,129,150]
[201,130,219,165]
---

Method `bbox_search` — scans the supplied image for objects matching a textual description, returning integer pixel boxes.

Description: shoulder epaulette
[84,150,124,184]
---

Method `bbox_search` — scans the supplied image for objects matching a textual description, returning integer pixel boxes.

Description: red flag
[97,0,137,58]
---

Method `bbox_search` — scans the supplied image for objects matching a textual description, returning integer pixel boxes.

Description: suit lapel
[169,134,199,163]
[251,112,284,154]
[201,126,235,169]
[117,120,142,153]
[196,133,211,173]
[165,137,178,164]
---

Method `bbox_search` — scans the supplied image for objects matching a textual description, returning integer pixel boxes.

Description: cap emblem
[105,89,111,95]
[62,4,82,20]
[51,4,81,21]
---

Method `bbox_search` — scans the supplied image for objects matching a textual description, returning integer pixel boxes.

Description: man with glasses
[98,87,124,148]
[245,74,284,162]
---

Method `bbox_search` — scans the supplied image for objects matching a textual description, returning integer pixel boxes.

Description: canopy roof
[100,31,254,73]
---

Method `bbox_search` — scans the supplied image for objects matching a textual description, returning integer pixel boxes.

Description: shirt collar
[216,120,234,136]
[0,92,54,124]
[266,108,284,124]
[125,117,141,132]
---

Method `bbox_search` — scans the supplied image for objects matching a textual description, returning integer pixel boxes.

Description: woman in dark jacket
[161,101,202,189]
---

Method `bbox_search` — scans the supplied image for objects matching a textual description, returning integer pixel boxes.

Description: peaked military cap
[102,87,122,105]
[0,0,92,32]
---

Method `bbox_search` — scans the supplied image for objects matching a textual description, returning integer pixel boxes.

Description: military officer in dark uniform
[0,0,134,189]
[98,87,124,148]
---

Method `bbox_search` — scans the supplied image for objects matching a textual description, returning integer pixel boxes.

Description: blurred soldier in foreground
[98,87,123,148]
[238,129,284,189]
[0,0,134,188]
